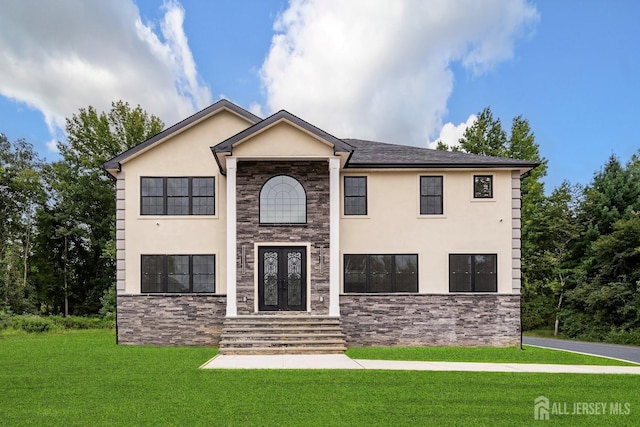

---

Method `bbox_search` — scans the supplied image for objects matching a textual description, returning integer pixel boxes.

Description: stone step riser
[220,338,345,345]
[224,322,341,327]
[219,349,347,355]
[224,328,342,332]
[222,334,345,339]
[219,315,347,355]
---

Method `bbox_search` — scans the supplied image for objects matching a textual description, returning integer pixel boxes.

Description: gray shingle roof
[343,138,538,169]
[103,97,538,174]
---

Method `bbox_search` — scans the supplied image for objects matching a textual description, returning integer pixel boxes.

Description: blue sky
[1,0,638,192]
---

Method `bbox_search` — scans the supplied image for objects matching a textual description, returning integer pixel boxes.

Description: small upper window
[473,175,493,199]
[344,176,367,215]
[420,176,443,215]
[260,175,306,224]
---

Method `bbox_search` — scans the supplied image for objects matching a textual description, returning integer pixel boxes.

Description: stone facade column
[329,157,340,316]
[226,158,238,316]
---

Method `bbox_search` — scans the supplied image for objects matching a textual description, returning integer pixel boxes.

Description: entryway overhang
[215,110,347,318]
[210,110,353,174]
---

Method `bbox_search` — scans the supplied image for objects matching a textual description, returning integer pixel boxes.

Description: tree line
[1,102,639,344]
[0,102,162,316]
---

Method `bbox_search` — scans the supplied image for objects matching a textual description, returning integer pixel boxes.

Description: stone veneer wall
[340,294,520,346]
[235,161,330,314]
[117,295,226,345]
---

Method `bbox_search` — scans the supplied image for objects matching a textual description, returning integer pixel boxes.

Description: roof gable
[212,110,353,154]
[103,99,260,173]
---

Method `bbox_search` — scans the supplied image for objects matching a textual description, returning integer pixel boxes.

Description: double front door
[258,246,307,311]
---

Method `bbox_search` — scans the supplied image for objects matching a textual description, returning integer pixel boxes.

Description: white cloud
[0,0,211,151]
[248,102,265,118]
[428,114,477,149]
[45,138,59,154]
[259,0,538,146]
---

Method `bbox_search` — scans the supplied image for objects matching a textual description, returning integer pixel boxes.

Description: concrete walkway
[201,354,640,374]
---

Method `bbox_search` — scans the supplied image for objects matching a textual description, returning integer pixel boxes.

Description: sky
[0,0,638,192]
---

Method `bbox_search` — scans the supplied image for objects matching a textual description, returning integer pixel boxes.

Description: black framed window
[259,175,306,224]
[473,175,493,198]
[167,178,189,215]
[420,176,443,214]
[141,255,164,292]
[192,177,215,215]
[344,254,417,293]
[449,254,497,292]
[141,177,215,215]
[141,255,215,293]
[141,177,164,215]
[344,176,367,215]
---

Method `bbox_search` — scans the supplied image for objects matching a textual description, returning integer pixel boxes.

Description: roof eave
[345,162,540,170]
[102,99,261,172]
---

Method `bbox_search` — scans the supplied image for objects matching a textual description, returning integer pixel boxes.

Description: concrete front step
[220,338,346,346]
[222,333,345,340]
[224,318,341,325]
[224,327,342,333]
[219,346,348,355]
[219,315,347,355]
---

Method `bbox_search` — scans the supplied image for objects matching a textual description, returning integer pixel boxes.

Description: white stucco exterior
[107,101,531,301]
[339,169,515,293]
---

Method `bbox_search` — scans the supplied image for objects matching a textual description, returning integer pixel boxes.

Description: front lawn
[346,345,636,366]
[1,330,639,426]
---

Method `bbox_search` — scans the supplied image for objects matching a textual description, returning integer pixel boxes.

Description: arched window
[260,175,306,224]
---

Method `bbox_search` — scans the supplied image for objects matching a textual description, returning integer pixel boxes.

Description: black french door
[257,246,307,311]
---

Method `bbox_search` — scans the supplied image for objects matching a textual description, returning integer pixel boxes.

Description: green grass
[346,346,637,366]
[1,330,639,426]
[523,328,561,338]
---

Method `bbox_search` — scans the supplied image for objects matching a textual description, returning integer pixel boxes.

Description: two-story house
[103,99,536,353]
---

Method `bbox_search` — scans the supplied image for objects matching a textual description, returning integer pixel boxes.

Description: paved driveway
[524,337,640,364]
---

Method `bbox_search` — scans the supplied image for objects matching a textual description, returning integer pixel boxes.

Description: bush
[0,310,12,329]
[9,315,60,333]
[1,315,115,333]
[50,316,109,330]
[99,284,116,322]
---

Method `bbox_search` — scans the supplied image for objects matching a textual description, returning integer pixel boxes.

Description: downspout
[115,296,119,344]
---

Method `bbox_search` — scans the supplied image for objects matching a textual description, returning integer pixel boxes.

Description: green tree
[528,182,581,335]
[33,102,163,315]
[457,108,508,157]
[559,153,640,341]
[0,134,46,313]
